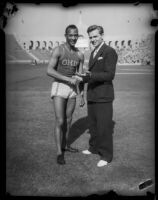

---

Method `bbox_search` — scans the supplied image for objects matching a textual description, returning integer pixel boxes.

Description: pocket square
[98,57,103,60]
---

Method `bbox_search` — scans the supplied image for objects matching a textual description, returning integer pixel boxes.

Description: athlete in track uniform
[47,25,84,165]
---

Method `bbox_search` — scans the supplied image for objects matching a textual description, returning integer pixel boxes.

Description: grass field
[6,63,155,196]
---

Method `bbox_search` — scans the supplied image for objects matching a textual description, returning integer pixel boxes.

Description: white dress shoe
[97,160,108,167]
[82,150,92,154]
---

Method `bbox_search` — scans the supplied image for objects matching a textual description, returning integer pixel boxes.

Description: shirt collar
[94,41,104,53]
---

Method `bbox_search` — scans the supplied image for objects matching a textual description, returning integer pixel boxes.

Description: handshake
[72,71,91,84]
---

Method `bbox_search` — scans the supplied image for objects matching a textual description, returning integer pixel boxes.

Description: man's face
[88,29,103,49]
[65,28,79,47]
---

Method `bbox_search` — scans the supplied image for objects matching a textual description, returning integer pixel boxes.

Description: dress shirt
[93,41,104,58]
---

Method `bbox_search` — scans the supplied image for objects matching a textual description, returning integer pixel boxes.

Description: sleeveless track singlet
[56,43,80,77]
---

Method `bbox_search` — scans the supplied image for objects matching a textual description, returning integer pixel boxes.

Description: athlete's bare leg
[62,98,79,152]
[66,98,76,145]
[53,96,67,164]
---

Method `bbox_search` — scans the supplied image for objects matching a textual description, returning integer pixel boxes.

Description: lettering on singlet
[56,44,80,77]
[61,59,78,67]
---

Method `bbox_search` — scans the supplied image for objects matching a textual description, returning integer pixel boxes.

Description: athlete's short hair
[87,25,104,35]
[65,24,78,35]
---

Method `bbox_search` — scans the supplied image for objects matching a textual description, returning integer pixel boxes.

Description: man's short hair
[65,24,78,35]
[87,25,104,35]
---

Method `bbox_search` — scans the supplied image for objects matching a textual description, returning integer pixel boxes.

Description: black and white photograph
[3,2,156,197]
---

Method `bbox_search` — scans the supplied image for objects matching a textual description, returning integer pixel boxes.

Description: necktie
[93,49,97,58]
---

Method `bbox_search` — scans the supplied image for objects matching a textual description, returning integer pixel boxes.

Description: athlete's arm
[75,52,85,90]
[78,51,86,107]
[78,51,84,74]
[47,47,77,85]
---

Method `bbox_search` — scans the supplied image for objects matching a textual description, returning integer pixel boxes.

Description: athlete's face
[65,28,79,47]
[88,29,103,49]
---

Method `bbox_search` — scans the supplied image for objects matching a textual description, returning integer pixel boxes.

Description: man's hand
[72,75,83,83]
[69,75,83,85]
[85,71,91,77]
[76,71,91,77]
[75,71,91,83]
[75,72,86,77]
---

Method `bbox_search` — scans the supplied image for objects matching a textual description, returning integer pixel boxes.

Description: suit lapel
[88,49,95,68]
[89,43,106,70]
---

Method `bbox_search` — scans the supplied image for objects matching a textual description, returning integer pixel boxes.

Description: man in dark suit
[81,25,118,167]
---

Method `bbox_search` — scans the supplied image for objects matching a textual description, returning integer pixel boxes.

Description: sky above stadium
[4,3,157,39]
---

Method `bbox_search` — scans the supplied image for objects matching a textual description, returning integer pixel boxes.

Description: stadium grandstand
[5,32,155,66]
[5,34,37,63]
[5,8,155,66]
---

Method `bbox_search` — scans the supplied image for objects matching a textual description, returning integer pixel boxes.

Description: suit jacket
[87,43,118,102]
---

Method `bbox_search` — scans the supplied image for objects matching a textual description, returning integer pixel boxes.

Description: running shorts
[51,81,78,99]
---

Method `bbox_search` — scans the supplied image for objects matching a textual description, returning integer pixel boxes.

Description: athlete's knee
[66,116,72,125]
[56,117,65,127]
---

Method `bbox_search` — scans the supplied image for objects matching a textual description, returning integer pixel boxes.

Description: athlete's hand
[79,95,85,107]
[69,77,78,85]
[72,75,83,82]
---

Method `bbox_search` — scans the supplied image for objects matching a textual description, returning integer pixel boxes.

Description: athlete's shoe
[82,150,92,155]
[57,154,65,165]
[97,160,108,167]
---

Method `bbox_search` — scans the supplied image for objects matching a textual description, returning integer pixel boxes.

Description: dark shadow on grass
[67,117,116,146]
[67,116,89,146]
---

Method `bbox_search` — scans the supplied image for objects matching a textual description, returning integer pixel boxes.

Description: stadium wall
[6,34,155,66]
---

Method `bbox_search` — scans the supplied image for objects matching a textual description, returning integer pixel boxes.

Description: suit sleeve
[90,49,118,82]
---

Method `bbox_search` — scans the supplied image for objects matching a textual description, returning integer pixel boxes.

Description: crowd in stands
[30,34,154,66]
[115,34,154,65]
[6,33,154,66]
